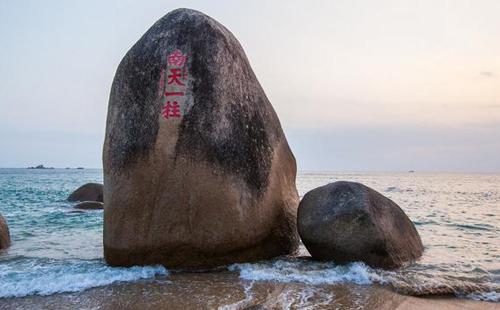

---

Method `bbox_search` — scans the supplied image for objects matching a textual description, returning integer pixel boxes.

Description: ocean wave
[228,258,500,302]
[0,258,167,298]
[384,186,413,193]
[228,259,387,286]
[453,223,494,231]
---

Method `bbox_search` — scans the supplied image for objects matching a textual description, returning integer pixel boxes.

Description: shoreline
[0,271,497,309]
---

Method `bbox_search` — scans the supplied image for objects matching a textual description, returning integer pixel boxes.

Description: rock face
[103,8,299,268]
[0,213,11,250]
[298,181,423,268]
[67,183,103,202]
[74,201,104,210]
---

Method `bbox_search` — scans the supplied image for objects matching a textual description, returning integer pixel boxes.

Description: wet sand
[0,271,497,309]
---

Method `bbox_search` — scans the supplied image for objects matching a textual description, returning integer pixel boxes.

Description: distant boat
[76,167,84,170]
[408,170,415,173]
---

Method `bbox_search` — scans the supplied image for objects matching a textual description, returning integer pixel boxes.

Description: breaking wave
[229,259,386,286]
[0,257,167,298]
[228,258,500,302]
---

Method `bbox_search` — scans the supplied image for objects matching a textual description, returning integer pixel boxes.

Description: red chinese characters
[161,50,188,119]
[167,50,187,67]
[162,101,181,118]
[167,68,185,86]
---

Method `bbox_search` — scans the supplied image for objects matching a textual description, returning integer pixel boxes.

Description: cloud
[479,71,495,78]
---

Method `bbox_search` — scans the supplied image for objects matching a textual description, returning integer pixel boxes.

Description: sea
[0,168,498,307]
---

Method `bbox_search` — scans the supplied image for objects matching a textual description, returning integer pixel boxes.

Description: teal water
[0,169,498,302]
[0,168,166,298]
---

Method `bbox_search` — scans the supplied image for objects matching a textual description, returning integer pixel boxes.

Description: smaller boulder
[0,213,11,250]
[74,201,104,210]
[298,181,423,269]
[67,183,103,202]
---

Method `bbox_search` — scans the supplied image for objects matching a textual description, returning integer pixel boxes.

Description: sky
[0,0,499,171]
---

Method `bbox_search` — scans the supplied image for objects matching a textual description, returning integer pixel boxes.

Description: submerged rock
[74,201,104,210]
[298,181,423,269]
[67,183,103,202]
[103,8,299,268]
[0,213,11,250]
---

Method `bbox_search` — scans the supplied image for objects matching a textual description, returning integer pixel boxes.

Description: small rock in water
[67,183,103,202]
[0,213,11,250]
[102,8,299,268]
[298,181,423,269]
[74,201,104,210]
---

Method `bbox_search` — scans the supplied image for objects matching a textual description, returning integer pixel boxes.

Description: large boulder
[0,213,11,250]
[103,8,299,268]
[298,181,423,268]
[67,183,103,202]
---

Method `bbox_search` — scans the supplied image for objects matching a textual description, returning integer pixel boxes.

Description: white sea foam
[228,259,387,286]
[0,258,167,298]
[218,281,255,310]
[218,275,337,310]
[270,286,335,310]
[228,259,500,304]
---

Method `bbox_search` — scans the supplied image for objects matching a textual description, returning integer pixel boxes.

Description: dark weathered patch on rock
[67,183,103,202]
[176,99,273,194]
[173,14,274,193]
[298,181,424,269]
[105,36,163,169]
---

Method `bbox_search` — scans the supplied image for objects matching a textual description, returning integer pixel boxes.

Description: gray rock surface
[74,201,104,210]
[298,181,423,268]
[103,8,299,268]
[67,183,103,202]
[0,213,11,250]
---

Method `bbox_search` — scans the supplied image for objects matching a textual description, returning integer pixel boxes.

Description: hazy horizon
[1,0,499,172]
